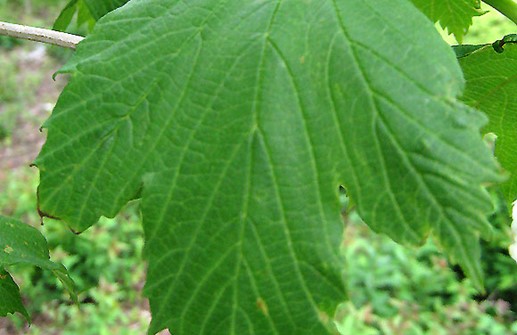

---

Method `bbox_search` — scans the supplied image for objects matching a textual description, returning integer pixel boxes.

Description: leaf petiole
[0,21,84,49]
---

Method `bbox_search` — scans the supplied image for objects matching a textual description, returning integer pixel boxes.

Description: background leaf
[0,269,29,322]
[0,216,77,306]
[53,0,79,32]
[53,0,129,32]
[459,43,517,205]
[83,0,129,20]
[410,0,483,42]
[36,0,502,333]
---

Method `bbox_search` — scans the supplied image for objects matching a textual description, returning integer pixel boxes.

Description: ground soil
[0,44,66,185]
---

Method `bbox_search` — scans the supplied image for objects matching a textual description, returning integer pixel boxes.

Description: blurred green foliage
[335,209,517,335]
[0,0,67,24]
[1,169,149,334]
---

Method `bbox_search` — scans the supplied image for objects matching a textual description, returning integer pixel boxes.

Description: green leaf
[36,0,502,333]
[453,44,488,58]
[53,0,80,32]
[459,43,517,204]
[76,1,96,31]
[83,0,130,20]
[0,216,77,304]
[53,0,129,32]
[409,0,483,42]
[0,269,29,322]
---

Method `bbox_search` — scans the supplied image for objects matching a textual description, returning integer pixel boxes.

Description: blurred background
[0,1,516,334]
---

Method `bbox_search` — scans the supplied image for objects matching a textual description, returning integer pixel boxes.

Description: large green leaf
[459,42,517,204]
[409,0,483,42]
[0,269,29,321]
[36,0,502,333]
[0,216,77,310]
